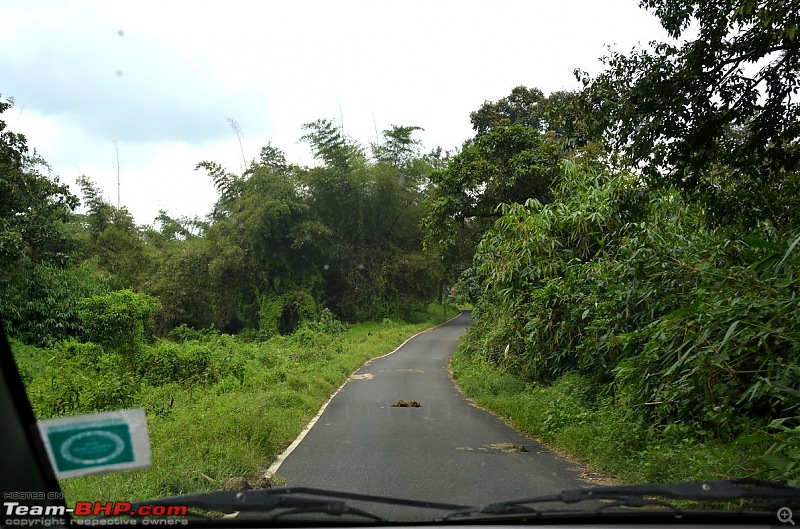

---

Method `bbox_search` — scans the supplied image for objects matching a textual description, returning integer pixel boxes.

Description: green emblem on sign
[46,420,135,472]
[39,409,151,478]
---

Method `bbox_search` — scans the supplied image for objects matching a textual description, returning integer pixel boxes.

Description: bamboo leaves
[461,158,800,484]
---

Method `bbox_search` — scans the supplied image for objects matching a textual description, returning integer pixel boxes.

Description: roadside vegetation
[451,354,759,485]
[1,90,463,501]
[448,160,798,486]
[13,303,457,502]
[435,0,800,487]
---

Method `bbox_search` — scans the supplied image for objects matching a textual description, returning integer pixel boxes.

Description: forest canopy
[0,106,447,341]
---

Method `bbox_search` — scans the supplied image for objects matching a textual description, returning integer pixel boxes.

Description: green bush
[56,340,106,368]
[258,295,283,338]
[257,290,318,338]
[137,342,212,386]
[79,289,160,364]
[300,308,347,335]
[1,260,112,346]
[136,341,244,387]
[168,323,219,342]
[27,353,138,418]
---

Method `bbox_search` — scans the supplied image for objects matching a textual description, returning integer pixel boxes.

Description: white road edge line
[265,310,465,478]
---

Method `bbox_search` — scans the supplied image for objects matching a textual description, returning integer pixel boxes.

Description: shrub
[302,308,347,335]
[27,355,138,418]
[0,260,112,346]
[78,289,160,365]
[136,339,246,387]
[168,323,219,342]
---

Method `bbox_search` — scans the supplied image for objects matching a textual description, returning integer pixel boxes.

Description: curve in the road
[268,311,591,519]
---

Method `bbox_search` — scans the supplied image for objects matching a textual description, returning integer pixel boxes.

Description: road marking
[266,311,464,478]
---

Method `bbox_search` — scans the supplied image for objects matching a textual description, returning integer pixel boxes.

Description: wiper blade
[103,486,473,522]
[446,478,800,519]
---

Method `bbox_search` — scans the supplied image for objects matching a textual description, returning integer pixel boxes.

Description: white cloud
[1,0,668,223]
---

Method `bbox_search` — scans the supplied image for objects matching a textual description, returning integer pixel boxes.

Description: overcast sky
[1,0,668,225]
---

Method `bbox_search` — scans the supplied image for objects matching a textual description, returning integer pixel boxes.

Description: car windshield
[2,0,799,526]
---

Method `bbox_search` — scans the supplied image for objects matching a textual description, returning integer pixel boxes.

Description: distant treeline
[0,108,462,345]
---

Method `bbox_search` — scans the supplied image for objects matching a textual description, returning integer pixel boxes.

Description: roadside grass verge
[450,349,769,486]
[14,303,458,504]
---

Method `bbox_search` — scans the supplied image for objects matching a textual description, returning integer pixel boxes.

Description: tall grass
[451,350,770,485]
[13,303,458,503]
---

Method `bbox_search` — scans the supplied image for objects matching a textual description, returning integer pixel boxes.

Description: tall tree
[581,0,800,228]
[470,86,548,135]
[74,176,150,288]
[196,152,315,331]
[424,86,603,251]
[300,119,363,172]
[0,96,78,274]
[372,125,424,168]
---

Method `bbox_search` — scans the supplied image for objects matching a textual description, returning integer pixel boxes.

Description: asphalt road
[270,311,591,520]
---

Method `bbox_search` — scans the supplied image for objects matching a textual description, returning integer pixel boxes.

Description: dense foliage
[0,100,448,345]
[448,0,800,486]
[581,0,800,229]
[460,162,798,482]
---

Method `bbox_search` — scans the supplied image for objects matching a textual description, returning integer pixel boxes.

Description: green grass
[450,349,769,486]
[14,303,459,504]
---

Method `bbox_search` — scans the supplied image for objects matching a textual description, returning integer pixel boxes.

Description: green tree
[188,122,443,329]
[581,0,800,228]
[423,86,603,260]
[75,176,150,288]
[0,96,83,340]
[299,123,440,319]
[470,86,601,151]
[196,150,319,332]
[0,96,78,274]
[372,125,424,168]
[151,210,202,242]
[1,260,111,346]
[194,160,242,221]
[145,236,214,332]
[470,86,548,135]
[423,124,562,253]
[300,118,363,172]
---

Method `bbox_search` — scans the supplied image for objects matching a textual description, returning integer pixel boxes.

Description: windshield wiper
[445,478,800,520]
[98,486,474,522]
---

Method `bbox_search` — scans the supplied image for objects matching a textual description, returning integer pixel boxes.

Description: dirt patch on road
[392,399,422,407]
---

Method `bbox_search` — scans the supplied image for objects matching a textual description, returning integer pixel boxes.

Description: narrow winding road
[269,311,590,520]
